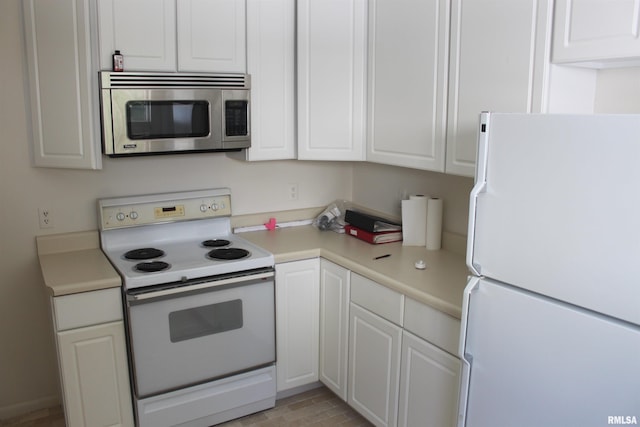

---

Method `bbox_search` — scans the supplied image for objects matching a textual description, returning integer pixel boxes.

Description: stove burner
[202,239,231,248]
[125,248,165,260]
[207,248,250,261]
[135,261,170,273]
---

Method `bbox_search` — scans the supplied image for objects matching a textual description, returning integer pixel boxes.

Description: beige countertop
[36,231,121,296]
[240,225,469,319]
[36,226,470,318]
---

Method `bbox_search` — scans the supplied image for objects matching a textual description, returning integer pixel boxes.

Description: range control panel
[99,190,232,230]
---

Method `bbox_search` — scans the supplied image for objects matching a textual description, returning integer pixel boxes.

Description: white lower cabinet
[58,322,133,427]
[318,259,350,400]
[278,260,461,427]
[52,287,133,427]
[348,303,402,427]
[398,331,460,427]
[275,259,320,392]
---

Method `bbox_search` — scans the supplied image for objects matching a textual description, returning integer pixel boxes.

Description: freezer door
[468,113,640,325]
[458,277,640,427]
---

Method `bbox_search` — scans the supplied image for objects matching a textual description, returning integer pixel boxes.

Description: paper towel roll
[402,195,428,246]
[426,197,443,250]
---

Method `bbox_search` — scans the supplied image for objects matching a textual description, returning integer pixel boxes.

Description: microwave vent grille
[101,72,250,89]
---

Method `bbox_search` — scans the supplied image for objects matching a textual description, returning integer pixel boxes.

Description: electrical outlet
[288,183,298,201]
[38,208,54,229]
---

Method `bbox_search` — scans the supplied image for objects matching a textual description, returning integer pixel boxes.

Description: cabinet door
[398,331,460,427]
[319,259,350,400]
[241,0,296,160]
[446,0,552,177]
[553,0,640,66]
[275,259,320,392]
[367,0,448,171]
[297,0,367,161]
[348,303,401,427]
[58,321,134,427]
[97,0,177,71]
[22,0,101,169]
[177,0,246,72]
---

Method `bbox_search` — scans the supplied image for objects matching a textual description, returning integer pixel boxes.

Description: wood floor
[1,386,372,427]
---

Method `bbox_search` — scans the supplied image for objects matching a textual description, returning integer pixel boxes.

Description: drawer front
[53,287,123,331]
[403,297,460,356]
[350,273,403,326]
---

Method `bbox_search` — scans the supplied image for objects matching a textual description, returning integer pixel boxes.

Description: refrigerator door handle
[466,112,491,276]
[457,276,481,427]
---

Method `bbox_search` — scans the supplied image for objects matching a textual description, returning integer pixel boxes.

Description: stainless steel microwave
[99,72,251,156]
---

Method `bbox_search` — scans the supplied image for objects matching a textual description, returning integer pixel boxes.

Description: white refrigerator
[458,113,640,427]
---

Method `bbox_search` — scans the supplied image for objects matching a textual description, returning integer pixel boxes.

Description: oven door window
[169,299,243,343]
[126,100,210,140]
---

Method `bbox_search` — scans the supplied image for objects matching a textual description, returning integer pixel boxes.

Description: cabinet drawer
[53,287,123,331]
[350,273,403,326]
[403,297,460,356]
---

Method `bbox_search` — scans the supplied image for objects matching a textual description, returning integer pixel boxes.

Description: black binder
[344,209,401,233]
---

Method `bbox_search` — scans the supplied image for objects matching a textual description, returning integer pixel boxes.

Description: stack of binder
[344,210,402,244]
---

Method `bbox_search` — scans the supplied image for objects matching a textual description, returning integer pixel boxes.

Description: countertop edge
[315,249,462,319]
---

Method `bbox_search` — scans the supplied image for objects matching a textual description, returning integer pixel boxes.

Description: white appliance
[459,113,640,427]
[99,188,276,427]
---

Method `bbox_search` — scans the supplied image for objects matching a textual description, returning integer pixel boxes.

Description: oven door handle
[127,270,275,302]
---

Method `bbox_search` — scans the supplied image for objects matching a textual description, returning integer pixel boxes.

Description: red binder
[345,225,402,244]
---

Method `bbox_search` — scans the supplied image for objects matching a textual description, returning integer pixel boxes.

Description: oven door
[126,270,275,398]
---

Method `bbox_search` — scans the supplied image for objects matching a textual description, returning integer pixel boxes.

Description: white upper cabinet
[234,0,296,161]
[366,0,449,172]
[553,0,640,67]
[97,0,246,73]
[297,0,367,161]
[445,0,553,177]
[97,0,177,71]
[177,0,246,72]
[23,0,102,169]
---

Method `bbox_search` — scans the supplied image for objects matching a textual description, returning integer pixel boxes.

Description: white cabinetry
[97,0,176,71]
[399,298,461,427]
[176,0,246,72]
[318,259,350,400]
[348,273,404,427]
[52,288,133,427]
[366,0,449,171]
[97,0,246,72]
[297,0,367,161]
[275,259,320,392]
[232,0,296,161]
[445,0,553,177]
[553,0,640,67]
[22,0,102,170]
[398,331,460,427]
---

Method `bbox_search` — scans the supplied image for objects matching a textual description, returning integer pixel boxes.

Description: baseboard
[275,382,323,400]
[0,394,60,420]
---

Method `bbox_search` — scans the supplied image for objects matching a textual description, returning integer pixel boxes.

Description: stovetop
[98,189,274,290]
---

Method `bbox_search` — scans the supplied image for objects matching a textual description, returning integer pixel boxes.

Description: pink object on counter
[264,217,277,230]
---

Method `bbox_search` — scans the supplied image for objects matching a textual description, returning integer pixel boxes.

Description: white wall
[595,67,640,113]
[351,163,473,236]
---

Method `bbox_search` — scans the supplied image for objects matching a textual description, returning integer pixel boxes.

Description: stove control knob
[130,211,139,220]
[211,203,219,211]
[116,212,126,221]
[200,204,208,212]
